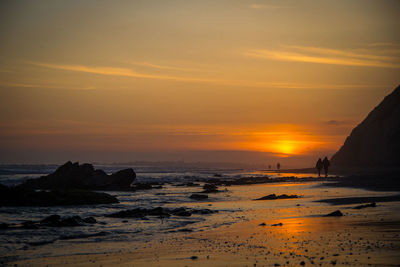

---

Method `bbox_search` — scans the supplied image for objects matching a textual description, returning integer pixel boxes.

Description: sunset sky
[1,0,399,166]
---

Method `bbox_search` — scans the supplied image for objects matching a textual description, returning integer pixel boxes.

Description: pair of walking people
[316,157,330,177]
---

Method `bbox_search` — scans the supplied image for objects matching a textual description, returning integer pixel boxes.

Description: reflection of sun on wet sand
[9,181,400,267]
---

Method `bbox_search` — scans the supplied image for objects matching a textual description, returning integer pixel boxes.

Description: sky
[0,0,399,167]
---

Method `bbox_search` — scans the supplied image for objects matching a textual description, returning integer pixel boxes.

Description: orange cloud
[129,62,202,72]
[245,45,400,68]
[28,61,383,90]
[31,62,211,83]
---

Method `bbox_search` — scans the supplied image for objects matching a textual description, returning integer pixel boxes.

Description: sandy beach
[3,179,400,267]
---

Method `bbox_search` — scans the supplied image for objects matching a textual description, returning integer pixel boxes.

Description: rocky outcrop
[254,194,299,200]
[19,161,136,190]
[189,194,208,199]
[331,85,400,168]
[324,210,343,217]
[107,207,218,219]
[0,184,118,206]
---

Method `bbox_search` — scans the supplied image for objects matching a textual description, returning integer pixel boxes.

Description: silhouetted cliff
[331,85,400,168]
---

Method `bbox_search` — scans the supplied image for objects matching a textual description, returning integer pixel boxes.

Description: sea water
[0,164,397,263]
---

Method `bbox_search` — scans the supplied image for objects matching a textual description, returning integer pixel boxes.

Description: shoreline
[2,179,400,266]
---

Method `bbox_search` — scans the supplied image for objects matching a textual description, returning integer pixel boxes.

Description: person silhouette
[277,163,280,172]
[316,158,323,177]
[322,156,330,177]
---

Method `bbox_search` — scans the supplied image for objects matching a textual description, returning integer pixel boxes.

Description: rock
[300,261,305,265]
[36,215,98,228]
[174,210,192,216]
[41,215,86,227]
[28,239,56,246]
[190,256,198,260]
[147,207,170,216]
[353,202,376,209]
[191,209,218,214]
[331,85,400,168]
[254,194,299,200]
[271,223,283,226]
[59,231,108,240]
[130,183,154,190]
[176,182,199,187]
[107,207,170,218]
[177,228,193,232]
[108,207,217,219]
[189,194,208,199]
[0,185,118,206]
[202,184,219,193]
[19,161,136,190]
[60,216,84,227]
[83,217,97,224]
[41,215,62,226]
[170,208,192,217]
[107,209,148,219]
[109,169,136,188]
[325,210,343,217]
[259,222,266,226]
[21,221,39,229]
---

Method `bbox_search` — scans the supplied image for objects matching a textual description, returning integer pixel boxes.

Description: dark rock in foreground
[325,210,343,217]
[207,176,274,186]
[0,184,118,206]
[191,208,217,214]
[130,183,163,191]
[107,207,217,219]
[59,231,108,240]
[3,215,99,230]
[19,161,136,190]
[353,202,376,209]
[40,215,97,227]
[254,194,299,201]
[108,207,170,218]
[190,194,208,199]
[201,184,219,193]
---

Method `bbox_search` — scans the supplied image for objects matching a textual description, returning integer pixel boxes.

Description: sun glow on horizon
[244,126,332,157]
[272,140,297,155]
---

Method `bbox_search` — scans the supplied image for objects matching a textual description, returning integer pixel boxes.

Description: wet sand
[3,181,400,266]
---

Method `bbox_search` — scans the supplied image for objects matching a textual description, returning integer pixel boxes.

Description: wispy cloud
[31,62,212,83]
[130,62,201,72]
[0,82,96,90]
[249,4,293,10]
[28,61,388,90]
[245,45,400,68]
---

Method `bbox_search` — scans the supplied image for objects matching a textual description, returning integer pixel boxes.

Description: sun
[274,140,297,155]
